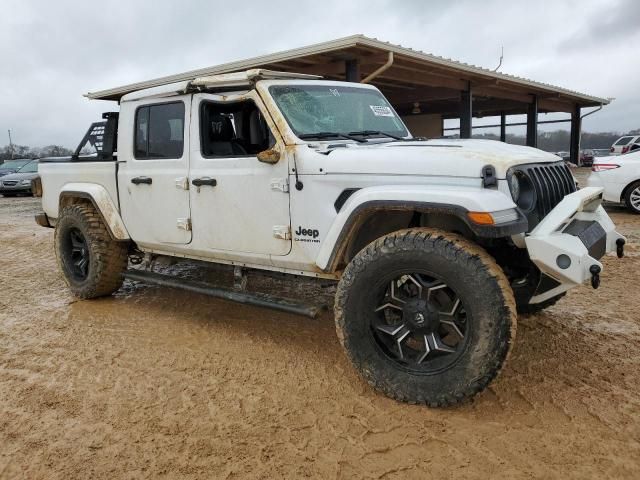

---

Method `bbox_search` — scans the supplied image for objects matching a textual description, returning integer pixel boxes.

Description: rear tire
[624,181,640,214]
[334,228,517,407]
[55,203,129,299]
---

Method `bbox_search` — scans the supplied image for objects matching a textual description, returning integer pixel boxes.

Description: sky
[1,0,639,148]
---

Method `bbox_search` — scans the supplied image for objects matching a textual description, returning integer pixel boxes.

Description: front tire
[334,228,517,407]
[624,181,640,214]
[55,203,129,299]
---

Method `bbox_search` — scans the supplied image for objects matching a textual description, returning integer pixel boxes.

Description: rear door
[118,96,192,248]
[187,92,291,256]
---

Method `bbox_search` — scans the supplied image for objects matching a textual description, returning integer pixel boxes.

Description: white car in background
[610,135,640,155]
[589,150,640,213]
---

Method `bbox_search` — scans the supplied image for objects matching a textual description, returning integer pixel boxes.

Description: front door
[187,92,291,256]
[118,96,192,248]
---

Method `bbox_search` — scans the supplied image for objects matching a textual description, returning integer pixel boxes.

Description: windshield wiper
[298,132,367,143]
[348,130,405,141]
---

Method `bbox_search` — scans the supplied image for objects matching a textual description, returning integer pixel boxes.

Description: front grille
[515,161,577,230]
[2,181,18,186]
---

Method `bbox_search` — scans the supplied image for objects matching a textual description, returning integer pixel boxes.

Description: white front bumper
[524,187,625,303]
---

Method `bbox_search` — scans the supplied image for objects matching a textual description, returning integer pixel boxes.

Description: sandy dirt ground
[1,169,640,479]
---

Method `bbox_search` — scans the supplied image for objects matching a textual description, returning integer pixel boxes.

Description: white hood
[302,139,561,179]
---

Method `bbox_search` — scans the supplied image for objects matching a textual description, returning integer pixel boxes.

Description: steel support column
[570,105,582,166]
[526,95,538,147]
[345,59,360,82]
[460,82,472,139]
[500,112,506,142]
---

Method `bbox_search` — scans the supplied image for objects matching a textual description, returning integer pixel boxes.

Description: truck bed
[39,160,119,222]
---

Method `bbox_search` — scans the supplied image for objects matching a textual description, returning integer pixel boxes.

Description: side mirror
[257,148,280,164]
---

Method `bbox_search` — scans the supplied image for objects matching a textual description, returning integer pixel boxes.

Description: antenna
[7,129,14,159]
[493,46,504,72]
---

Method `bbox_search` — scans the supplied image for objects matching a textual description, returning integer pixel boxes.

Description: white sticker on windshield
[369,105,395,117]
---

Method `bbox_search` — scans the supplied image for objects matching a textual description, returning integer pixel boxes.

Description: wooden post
[345,59,360,82]
[570,105,582,166]
[526,95,538,147]
[460,82,472,139]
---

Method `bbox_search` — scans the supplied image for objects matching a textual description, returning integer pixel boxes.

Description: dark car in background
[0,158,33,177]
[0,159,39,196]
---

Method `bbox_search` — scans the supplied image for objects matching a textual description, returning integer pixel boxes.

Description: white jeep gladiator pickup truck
[36,69,626,406]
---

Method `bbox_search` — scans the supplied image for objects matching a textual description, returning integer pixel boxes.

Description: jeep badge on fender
[295,226,319,238]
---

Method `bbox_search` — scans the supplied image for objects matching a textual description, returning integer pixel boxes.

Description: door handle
[131,176,152,185]
[191,177,217,187]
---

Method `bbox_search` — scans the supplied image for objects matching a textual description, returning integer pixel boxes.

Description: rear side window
[134,102,185,159]
[614,136,634,146]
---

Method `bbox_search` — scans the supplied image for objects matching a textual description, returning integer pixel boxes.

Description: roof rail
[91,69,322,101]
[190,69,322,88]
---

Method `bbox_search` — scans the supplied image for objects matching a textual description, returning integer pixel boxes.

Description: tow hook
[616,238,626,258]
[589,265,601,289]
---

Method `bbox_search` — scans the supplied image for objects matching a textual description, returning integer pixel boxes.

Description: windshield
[0,159,31,171]
[18,161,39,173]
[268,84,409,140]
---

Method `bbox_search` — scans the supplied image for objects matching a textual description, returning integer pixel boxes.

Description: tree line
[470,128,640,152]
[0,144,74,161]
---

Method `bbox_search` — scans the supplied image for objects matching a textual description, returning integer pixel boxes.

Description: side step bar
[123,270,325,319]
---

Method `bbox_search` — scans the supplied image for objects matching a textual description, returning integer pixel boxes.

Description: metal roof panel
[86,35,609,106]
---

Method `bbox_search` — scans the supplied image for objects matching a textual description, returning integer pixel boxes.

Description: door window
[200,100,275,158]
[135,102,185,159]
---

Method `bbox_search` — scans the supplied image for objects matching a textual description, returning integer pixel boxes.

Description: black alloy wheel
[372,272,469,374]
[62,227,90,281]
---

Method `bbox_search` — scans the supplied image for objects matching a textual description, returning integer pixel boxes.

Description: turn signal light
[31,177,43,197]
[467,212,495,225]
[592,164,620,172]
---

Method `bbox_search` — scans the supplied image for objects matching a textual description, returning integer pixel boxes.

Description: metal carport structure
[87,35,609,165]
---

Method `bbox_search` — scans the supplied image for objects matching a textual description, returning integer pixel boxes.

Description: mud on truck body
[35,70,626,406]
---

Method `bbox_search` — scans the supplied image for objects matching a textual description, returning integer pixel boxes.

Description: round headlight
[509,173,521,202]
[509,170,535,211]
